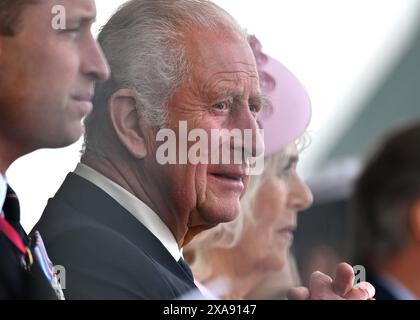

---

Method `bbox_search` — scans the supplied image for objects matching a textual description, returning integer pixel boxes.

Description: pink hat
[249,36,312,156]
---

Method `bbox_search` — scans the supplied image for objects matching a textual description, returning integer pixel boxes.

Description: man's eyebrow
[67,16,96,24]
[250,92,270,108]
[205,88,243,104]
[66,8,97,24]
[207,89,267,112]
[210,88,242,99]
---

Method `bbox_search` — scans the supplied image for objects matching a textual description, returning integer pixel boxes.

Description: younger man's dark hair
[0,0,40,36]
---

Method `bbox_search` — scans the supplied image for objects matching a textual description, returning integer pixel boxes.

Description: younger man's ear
[108,89,148,159]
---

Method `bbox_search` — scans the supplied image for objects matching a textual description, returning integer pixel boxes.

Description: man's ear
[409,199,420,242]
[108,89,148,159]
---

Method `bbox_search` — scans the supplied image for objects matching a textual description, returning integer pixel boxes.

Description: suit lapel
[54,173,196,287]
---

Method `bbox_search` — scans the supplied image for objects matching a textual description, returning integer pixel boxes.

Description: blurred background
[8,0,420,286]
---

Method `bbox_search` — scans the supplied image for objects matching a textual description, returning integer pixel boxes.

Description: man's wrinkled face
[145,30,264,243]
[0,0,109,154]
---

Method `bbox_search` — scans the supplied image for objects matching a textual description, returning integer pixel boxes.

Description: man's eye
[249,104,259,113]
[61,25,82,35]
[213,102,228,111]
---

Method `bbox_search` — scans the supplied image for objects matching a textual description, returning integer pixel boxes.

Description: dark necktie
[2,186,22,231]
[0,186,64,299]
[178,257,194,282]
[0,186,28,259]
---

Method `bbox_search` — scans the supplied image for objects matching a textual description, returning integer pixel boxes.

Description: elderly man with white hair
[33,0,374,300]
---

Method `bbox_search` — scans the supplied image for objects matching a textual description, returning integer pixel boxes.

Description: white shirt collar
[0,174,7,214]
[74,163,182,261]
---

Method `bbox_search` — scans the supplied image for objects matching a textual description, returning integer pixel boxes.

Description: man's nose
[81,37,110,81]
[231,106,264,159]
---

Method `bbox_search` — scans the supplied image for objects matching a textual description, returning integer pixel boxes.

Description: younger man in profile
[0,0,109,299]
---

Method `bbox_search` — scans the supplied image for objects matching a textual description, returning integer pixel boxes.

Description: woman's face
[238,142,313,272]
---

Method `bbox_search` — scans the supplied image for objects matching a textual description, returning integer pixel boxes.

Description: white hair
[84,0,247,155]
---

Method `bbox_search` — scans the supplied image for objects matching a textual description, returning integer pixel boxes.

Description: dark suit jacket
[366,271,398,300]
[32,173,199,299]
[1,189,57,300]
